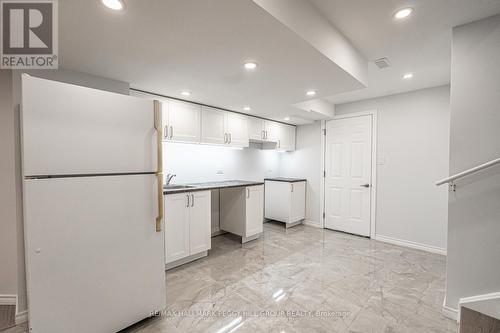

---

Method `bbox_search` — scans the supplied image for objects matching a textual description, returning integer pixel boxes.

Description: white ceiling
[58,0,364,125]
[309,0,500,105]
[59,0,500,123]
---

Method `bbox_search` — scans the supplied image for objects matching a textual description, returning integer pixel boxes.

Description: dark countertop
[164,180,264,194]
[264,177,307,183]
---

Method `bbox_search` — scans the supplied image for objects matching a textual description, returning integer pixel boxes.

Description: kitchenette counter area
[163,179,265,269]
[163,180,264,194]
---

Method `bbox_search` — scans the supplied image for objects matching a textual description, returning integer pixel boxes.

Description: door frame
[320,110,378,238]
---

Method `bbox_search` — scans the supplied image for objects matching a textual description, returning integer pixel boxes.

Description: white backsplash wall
[163,142,281,184]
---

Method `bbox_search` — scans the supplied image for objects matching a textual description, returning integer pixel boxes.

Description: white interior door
[325,115,372,236]
[23,175,166,333]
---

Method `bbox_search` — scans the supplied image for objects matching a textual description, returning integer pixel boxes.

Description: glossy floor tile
[6,222,458,333]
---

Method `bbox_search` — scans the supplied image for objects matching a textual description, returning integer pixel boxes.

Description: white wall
[280,122,322,226]
[445,14,500,311]
[163,142,281,183]
[0,69,18,299]
[335,85,450,253]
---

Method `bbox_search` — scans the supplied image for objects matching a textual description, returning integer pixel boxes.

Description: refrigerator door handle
[154,100,164,232]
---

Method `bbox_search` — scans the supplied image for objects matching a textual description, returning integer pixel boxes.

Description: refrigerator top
[21,75,159,177]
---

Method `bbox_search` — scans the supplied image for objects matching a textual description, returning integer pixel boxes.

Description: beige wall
[0,69,18,298]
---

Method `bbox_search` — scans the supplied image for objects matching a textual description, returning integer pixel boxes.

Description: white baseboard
[0,294,17,305]
[303,220,321,228]
[373,234,447,255]
[15,310,28,325]
[459,291,500,321]
[442,303,458,321]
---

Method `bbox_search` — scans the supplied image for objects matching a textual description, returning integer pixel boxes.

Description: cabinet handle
[164,125,169,139]
[191,194,194,207]
[186,194,190,207]
[247,188,250,198]
[278,139,280,149]
[170,126,173,139]
[291,183,294,192]
[229,133,232,144]
[261,130,265,140]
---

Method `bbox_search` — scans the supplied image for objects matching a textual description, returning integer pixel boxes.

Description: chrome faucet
[165,173,177,185]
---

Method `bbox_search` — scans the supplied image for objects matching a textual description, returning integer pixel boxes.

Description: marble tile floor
[3,222,458,333]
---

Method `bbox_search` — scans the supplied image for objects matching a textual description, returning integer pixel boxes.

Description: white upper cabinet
[264,120,281,142]
[226,113,249,147]
[276,124,296,152]
[163,100,201,143]
[201,107,249,147]
[201,106,226,145]
[248,117,265,141]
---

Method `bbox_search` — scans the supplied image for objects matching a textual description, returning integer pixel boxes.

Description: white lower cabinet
[265,180,306,226]
[220,185,264,242]
[164,190,211,268]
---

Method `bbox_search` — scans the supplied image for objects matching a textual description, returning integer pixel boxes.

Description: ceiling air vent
[374,57,390,69]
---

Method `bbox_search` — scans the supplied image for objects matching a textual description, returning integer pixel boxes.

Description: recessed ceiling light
[180,90,191,96]
[403,73,414,79]
[306,90,316,96]
[243,106,251,111]
[284,117,290,121]
[101,0,125,11]
[243,62,258,70]
[394,7,413,19]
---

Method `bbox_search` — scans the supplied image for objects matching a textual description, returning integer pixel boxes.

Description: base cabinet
[164,191,211,267]
[265,180,306,225]
[220,185,264,242]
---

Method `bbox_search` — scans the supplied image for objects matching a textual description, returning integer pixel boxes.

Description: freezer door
[23,175,166,333]
[21,75,158,176]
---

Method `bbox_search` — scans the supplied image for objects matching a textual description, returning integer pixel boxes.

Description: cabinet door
[201,107,226,145]
[277,124,296,151]
[165,193,190,264]
[189,191,211,255]
[248,117,264,141]
[226,113,249,147]
[168,100,201,143]
[246,185,264,237]
[264,121,280,142]
[264,181,291,223]
[290,182,306,223]
[161,100,170,141]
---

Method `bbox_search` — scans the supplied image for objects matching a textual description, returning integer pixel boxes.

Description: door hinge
[323,170,326,178]
[323,212,325,219]
[322,128,326,136]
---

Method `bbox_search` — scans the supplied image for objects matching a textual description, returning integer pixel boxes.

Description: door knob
[360,184,370,188]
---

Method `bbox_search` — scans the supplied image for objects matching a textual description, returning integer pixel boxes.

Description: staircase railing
[436,157,500,190]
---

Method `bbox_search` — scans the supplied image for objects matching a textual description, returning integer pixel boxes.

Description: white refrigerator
[21,75,166,333]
